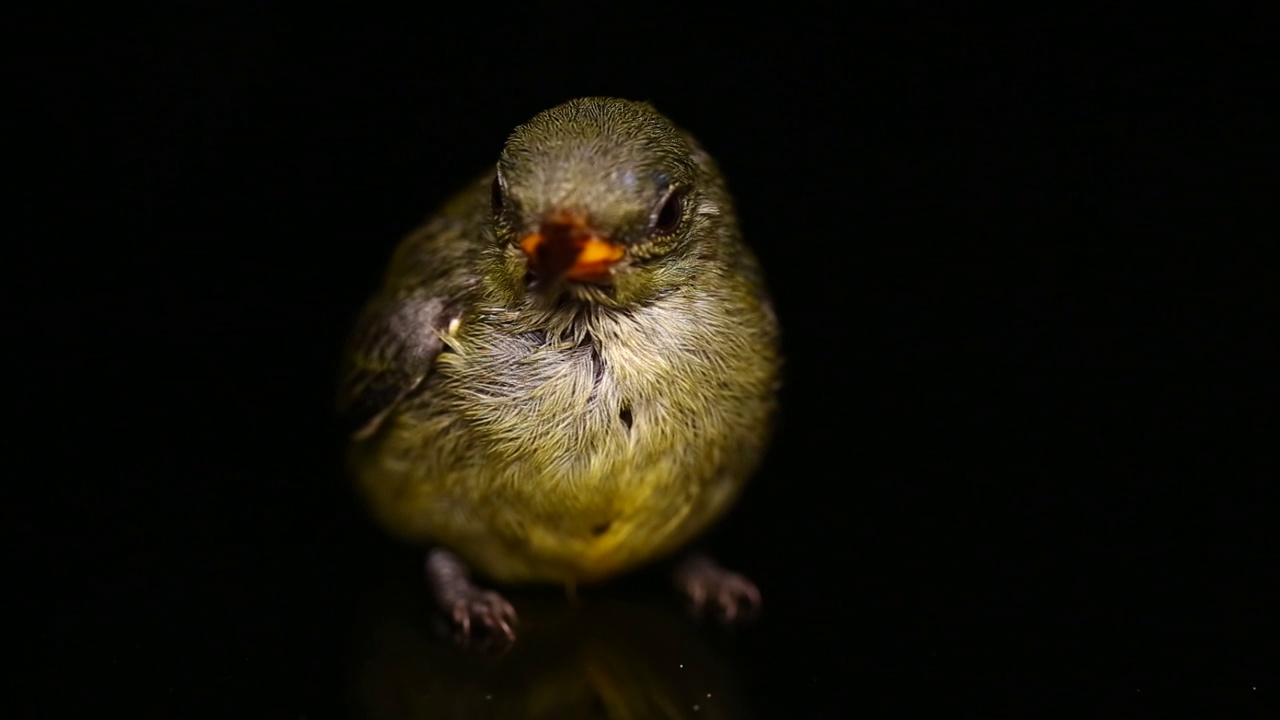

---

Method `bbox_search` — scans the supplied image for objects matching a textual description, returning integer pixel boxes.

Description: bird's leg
[425,548,518,642]
[672,552,761,623]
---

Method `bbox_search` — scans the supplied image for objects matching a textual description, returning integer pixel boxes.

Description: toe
[716,575,761,622]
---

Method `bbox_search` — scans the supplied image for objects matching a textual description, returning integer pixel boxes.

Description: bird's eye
[651,188,684,235]
[490,173,505,216]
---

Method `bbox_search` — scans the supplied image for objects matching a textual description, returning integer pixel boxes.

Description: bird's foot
[673,552,761,623]
[426,548,518,645]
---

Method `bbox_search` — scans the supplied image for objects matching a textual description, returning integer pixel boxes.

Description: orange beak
[520,212,625,284]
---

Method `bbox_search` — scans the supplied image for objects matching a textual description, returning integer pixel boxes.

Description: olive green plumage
[340,97,780,585]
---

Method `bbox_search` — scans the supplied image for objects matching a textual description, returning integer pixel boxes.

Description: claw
[686,581,708,612]
[446,592,519,642]
[426,549,520,644]
[673,554,761,624]
[452,600,473,638]
[719,587,739,623]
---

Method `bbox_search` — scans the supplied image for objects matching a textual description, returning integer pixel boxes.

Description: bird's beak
[520,212,624,284]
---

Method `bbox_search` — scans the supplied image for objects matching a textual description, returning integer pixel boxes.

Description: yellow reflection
[347,580,750,719]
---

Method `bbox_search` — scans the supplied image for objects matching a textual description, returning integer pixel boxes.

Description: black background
[18,4,1274,716]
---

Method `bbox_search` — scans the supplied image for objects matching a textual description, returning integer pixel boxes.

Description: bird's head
[484,97,735,309]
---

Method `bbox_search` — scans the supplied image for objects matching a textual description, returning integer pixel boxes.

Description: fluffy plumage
[340,97,780,587]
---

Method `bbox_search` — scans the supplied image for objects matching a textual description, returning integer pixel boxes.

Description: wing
[337,293,460,440]
[338,177,491,440]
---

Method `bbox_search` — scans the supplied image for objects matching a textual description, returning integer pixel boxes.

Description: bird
[338,97,781,640]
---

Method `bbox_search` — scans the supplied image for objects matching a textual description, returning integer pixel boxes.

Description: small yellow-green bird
[339,97,780,639]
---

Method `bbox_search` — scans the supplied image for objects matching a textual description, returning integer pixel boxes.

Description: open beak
[520,212,624,284]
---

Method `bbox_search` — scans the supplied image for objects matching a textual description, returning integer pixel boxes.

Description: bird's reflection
[347,573,751,719]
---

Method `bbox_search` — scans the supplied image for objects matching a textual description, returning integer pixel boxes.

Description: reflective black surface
[20,5,1273,715]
